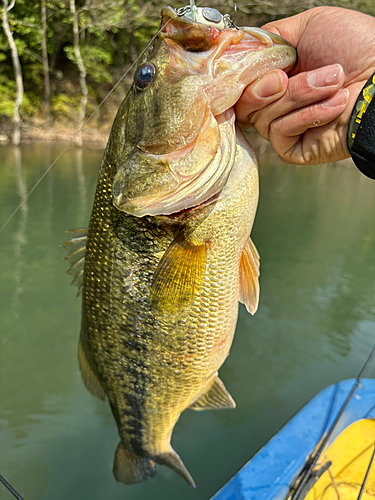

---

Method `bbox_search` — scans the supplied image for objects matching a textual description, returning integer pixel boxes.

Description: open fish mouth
[112,8,296,218]
[159,6,294,57]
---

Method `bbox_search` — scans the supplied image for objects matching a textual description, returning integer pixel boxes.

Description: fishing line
[0,19,171,236]
[356,444,375,500]
[1,0,239,235]
[290,344,375,500]
[0,473,26,500]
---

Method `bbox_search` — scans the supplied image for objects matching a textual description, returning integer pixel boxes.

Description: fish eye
[134,63,156,90]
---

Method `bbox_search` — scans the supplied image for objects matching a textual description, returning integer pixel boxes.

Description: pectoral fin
[78,338,106,401]
[150,232,207,313]
[62,228,87,296]
[239,237,260,315]
[189,375,236,410]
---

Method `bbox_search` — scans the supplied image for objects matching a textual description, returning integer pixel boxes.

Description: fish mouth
[113,9,296,218]
[159,6,294,55]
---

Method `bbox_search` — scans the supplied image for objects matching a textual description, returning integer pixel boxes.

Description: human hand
[235,7,375,164]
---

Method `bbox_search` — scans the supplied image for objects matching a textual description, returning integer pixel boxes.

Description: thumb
[235,70,288,128]
[262,9,316,47]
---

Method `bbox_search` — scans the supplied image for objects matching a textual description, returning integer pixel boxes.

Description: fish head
[112,6,296,217]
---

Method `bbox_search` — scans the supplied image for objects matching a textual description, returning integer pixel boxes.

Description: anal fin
[150,232,207,313]
[239,237,260,315]
[78,338,106,401]
[189,374,236,410]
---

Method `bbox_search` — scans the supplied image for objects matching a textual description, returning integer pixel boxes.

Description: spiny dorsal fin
[78,338,106,401]
[150,232,207,313]
[189,374,236,410]
[239,237,260,315]
[155,450,195,487]
[62,228,87,296]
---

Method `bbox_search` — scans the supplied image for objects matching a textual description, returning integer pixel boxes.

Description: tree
[2,0,24,145]
[70,0,87,147]
[41,0,51,129]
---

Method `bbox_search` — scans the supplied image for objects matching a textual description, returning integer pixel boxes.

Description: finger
[271,81,364,165]
[235,70,288,128]
[270,89,349,139]
[252,64,345,140]
[270,89,349,165]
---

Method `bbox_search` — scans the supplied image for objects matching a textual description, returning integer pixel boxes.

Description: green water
[1,143,375,500]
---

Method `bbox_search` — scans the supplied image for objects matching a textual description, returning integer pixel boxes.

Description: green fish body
[64,6,296,487]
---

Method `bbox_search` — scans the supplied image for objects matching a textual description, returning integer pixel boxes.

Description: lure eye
[134,63,156,89]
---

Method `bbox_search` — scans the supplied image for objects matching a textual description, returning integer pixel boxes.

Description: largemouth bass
[64,5,296,487]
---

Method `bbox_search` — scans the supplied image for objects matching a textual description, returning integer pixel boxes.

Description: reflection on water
[74,148,88,228]
[0,143,375,500]
[12,148,28,318]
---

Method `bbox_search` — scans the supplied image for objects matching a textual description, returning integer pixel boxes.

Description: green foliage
[51,93,80,115]
[0,78,16,117]
[0,0,165,126]
[1,0,374,127]
[235,0,375,23]
[64,45,112,83]
[22,92,40,115]
[0,74,36,116]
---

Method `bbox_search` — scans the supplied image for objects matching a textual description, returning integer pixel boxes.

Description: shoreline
[0,123,271,152]
[0,123,111,148]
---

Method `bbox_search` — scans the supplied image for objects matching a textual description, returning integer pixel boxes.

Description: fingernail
[322,88,349,108]
[307,64,343,88]
[253,72,284,98]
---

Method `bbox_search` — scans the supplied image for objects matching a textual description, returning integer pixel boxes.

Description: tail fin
[113,442,156,485]
[155,449,196,487]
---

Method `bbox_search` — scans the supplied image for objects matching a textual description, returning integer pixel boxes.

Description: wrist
[347,72,375,179]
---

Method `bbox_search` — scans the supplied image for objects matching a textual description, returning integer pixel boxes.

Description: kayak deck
[211,378,375,500]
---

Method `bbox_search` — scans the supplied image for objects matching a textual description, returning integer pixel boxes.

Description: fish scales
[82,130,256,480]
[65,5,296,488]
[85,138,255,449]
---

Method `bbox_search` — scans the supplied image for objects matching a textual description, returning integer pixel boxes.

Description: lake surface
[1,142,375,500]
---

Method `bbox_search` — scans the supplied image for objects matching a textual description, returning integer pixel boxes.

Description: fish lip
[212,27,294,67]
[159,191,221,219]
[241,27,294,49]
[160,7,293,49]
[160,7,294,56]
[239,28,296,72]
[113,167,221,217]
[160,9,219,52]
[115,190,220,220]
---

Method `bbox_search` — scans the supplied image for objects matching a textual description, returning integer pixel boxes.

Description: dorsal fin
[189,374,236,410]
[150,232,207,313]
[239,237,260,315]
[62,228,87,296]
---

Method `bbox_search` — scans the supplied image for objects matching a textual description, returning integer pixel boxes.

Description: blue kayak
[211,378,375,500]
